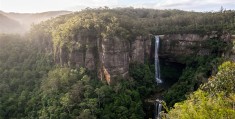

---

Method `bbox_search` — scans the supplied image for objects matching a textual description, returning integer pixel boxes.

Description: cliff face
[54,32,232,84]
[100,37,129,80]
[229,35,235,61]
[54,34,151,84]
[159,32,231,63]
[160,34,209,57]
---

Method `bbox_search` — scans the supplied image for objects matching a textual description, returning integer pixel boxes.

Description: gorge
[1,8,235,119]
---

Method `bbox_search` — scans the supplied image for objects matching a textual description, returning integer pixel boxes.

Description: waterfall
[155,36,162,84]
[153,36,163,119]
[157,103,162,119]
[155,100,162,119]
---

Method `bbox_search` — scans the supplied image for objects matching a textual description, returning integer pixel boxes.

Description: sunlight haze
[0,0,235,118]
[0,0,235,13]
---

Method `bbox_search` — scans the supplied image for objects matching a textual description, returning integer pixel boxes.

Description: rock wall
[54,32,232,84]
[131,36,152,63]
[229,35,235,61]
[159,32,231,63]
[101,37,129,78]
[54,35,151,84]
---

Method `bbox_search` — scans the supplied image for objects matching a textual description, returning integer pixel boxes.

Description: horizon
[0,0,235,13]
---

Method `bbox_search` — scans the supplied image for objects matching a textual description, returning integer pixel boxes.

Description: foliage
[129,62,157,98]
[0,34,52,118]
[164,61,235,119]
[163,56,220,106]
[1,8,235,118]
[163,34,229,107]
[29,8,235,66]
[201,61,235,95]
[0,34,154,118]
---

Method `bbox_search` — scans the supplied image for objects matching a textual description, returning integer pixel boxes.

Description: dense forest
[0,8,235,119]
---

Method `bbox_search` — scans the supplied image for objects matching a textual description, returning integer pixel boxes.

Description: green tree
[165,61,235,119]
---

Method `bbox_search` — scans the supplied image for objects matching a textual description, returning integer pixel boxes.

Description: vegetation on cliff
[163,40,228,107]
[164,61,235,119]
[0,8,235,118]
[0,34,156,118]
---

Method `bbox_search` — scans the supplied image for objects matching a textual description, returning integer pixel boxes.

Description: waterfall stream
[155,36,162,84]
[154,36,163,119]
[155,100,162,119]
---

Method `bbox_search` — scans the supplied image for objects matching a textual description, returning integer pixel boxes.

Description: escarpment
[52,31,232,84]
[159,32,232,63]
[53,34,150,84]
[25,8,235,85]
[28,9,234,84]
[2,8,235,119]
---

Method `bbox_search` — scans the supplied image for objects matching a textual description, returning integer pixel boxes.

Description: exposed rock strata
[54,32,232,83]
[159,33,231,63]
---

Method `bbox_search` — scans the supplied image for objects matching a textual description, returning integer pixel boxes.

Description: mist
[0,10,70,34]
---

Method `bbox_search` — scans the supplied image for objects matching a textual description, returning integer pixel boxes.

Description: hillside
[0,10,71,34]
[0,13,23,33]
[0,8,235,119]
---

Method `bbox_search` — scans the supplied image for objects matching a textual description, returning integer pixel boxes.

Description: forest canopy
[0,8,235,119]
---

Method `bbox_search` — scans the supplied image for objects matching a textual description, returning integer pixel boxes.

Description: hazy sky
[0,0,235,13]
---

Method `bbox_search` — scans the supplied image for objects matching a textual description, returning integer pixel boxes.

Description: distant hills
[0,13,23,33]
[0,11,71,34]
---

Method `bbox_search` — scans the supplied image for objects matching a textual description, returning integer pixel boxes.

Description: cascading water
[155,36,162,84]
[154,36,163,119]
[155,100,162,119]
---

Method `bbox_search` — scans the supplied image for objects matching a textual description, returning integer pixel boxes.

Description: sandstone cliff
[53,32,232,84]
[159,32,231,63]
[53,35,151,84]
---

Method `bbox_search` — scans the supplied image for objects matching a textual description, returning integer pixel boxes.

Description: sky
[0,0,235,13]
